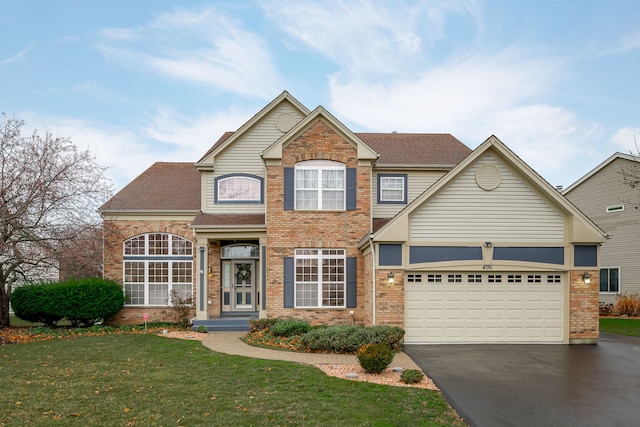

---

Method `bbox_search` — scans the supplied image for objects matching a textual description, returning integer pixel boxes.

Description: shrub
[400,369,425,384]
[600,301,614,316]
[54,278,126,326]
[167,290,193,328]
[196,325,208,333]
[249,318,282,333]
[301,325,405,353]
[11,283,64,327]
[615,293,640,317]
[269,318,311,337]
[356,343,394,374]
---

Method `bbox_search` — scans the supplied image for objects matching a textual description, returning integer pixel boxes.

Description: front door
[222,260,255,312]
[232,261,254,310]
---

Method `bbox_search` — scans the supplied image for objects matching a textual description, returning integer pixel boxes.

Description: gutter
[368,234,376,326]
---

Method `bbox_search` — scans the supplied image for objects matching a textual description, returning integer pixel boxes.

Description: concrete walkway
[201,331,421,370]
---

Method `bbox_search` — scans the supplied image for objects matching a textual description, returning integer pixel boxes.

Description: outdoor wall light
[582,272,591,284]
[208,266,212,275]
[387,272,395,285]
[484,241,493,247]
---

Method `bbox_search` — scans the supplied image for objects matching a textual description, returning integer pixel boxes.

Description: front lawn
[600,317,640,337]
[0,334,465,426]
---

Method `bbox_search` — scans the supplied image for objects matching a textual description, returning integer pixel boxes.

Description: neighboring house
[564,153,640,305]
[100,91,606,344]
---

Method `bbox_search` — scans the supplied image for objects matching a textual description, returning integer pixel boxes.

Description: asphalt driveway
[404,333,640,427]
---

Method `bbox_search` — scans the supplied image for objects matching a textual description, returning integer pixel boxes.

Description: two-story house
[564,153,640,305]
[100,91,606,344]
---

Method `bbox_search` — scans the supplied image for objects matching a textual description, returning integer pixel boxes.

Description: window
[488,274,502,283]
[295,161,345,210]
[600,268,620,293]
[427,274,442,283]
[468,274,482,283]
[527,275,542,283]
[447,274,462,283]
[294,249,345,307]
[606,204,624,213]
[215,174,263,203]
[407,273,422,283]
[378,174,407,204]
[123,233,193,306]
[508,274,522,283]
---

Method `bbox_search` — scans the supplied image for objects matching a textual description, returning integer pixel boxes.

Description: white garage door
[405,272,565,343]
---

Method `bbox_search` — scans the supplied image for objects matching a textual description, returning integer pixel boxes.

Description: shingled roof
[99,162,200,212]
[356,133,471,166]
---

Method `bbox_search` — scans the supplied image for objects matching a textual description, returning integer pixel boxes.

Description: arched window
[123,233,193,306]
[215,174,263,203]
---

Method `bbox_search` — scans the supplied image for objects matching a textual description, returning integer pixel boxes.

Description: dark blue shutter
[346,168,356,210]
[284,257,294,308]
[284,167,294,210]
[346,257,357,308]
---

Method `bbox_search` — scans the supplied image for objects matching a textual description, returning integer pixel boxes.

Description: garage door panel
[405,271,565,343]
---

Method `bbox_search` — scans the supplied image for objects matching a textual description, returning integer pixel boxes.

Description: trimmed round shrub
[356,343,394,374]
[269,318,311,337]
[400,369,425,384]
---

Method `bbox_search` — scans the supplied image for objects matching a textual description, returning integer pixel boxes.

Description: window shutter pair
[283,257,357,308]
[284,167,357,210]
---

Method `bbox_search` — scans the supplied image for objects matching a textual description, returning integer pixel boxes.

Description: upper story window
[214,174,263,204]
[295,160,345,210]
[377,174,407,204]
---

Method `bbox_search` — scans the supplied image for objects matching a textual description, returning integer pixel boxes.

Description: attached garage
[404,271,566,343]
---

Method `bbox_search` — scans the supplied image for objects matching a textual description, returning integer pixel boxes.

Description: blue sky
[2,1,639,191]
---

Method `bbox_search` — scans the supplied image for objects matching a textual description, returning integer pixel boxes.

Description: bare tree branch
[0,115,113,327]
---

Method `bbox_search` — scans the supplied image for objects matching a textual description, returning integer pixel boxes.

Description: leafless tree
[0,115,112,327]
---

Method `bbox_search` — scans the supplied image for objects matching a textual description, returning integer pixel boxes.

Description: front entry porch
[192,311,259,332]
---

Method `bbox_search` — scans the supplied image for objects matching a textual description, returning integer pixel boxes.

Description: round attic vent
[475,164,501,190]
[276,113,295,132]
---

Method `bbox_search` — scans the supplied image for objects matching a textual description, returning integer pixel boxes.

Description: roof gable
[261,106,378,161]
[196,91,310,167]
[563,152,640,194]
[373,135,607,244]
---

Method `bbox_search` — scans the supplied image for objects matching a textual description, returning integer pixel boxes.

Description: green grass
[600,317,640,337]
[0,335,464,426]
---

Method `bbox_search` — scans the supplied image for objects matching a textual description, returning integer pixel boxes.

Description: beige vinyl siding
[410,154,564,242]
[373,170,445,218]
[204,103,304,213]
[565,157,640,303]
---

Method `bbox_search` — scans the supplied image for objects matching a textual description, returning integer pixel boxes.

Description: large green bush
[11,278,126,327]
[11,283,64,326]
[300,325,405,353]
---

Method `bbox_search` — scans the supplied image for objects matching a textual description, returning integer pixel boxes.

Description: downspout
[368,234,376,326]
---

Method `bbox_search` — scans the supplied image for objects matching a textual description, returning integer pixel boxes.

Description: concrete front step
[192,312,258,332]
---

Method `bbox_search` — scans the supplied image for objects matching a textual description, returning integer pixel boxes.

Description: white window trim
[379,175,406,202]
[599,266,620,293]
[294,248,346,308]
[123,233,194,306]
[295,160,345,210]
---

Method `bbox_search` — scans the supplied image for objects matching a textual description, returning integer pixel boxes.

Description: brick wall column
[569,269,599,344]
[373,269,404,327]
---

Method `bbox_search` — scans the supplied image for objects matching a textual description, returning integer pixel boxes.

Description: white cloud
[262,0,482,79]
[96,6,283,98]
[611,127,640,153]
[2,44,34,64]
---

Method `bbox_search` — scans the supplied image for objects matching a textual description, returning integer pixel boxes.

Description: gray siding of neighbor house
[372,170,445,218]
[410,154,565,242]
[565,157,640,304]
[203,102,305,213]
